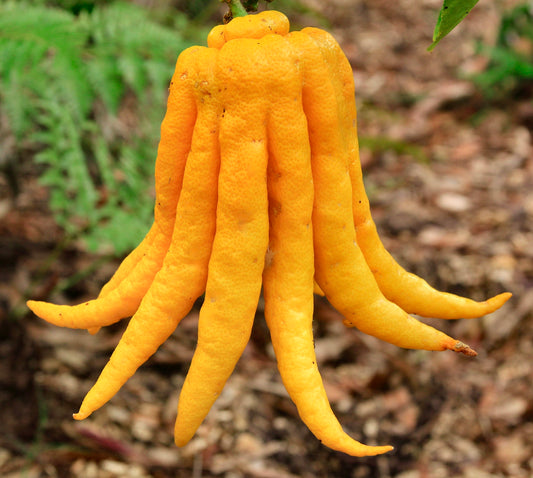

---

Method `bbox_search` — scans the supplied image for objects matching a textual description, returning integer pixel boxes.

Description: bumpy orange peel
[27,11,511,456]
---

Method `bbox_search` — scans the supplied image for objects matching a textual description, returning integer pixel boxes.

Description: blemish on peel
[271,202,282,217]
[264,247,275,268]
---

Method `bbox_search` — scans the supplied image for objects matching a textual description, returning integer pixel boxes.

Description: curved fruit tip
[450,341,477,357]
[357,445,394,457]
[87,327,100,335]
[485,292,512,312]
[27,299,57,322]
[26,300,39,314]
[73,410,91,420]
[174,434,190,448]
[326,437,394,457]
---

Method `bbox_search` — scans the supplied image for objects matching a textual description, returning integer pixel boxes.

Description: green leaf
[429,0,480,51]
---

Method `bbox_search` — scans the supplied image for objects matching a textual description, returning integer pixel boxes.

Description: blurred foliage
[473,2,533,99]
[359,136,429,164]
[0,0,210,255]
[0,0,318,257]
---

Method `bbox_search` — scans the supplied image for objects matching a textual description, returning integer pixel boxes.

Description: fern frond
[1,1,210,254]
[84,2,195,111]
[0,3,91,135]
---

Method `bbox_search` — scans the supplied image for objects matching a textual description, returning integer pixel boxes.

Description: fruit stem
[225,0,248,19]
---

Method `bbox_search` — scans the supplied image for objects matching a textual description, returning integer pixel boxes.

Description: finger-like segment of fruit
[207,10,289,49]
[26,49,201,330]
[73,48,221,420]
[26,204,171,329]
[98,48,202,297]
[263,40,392,456]
[305,27,512,320]
[300,31,471,354]
[348,212,511,319]
[88,226,158,334]
[97,226,157,299]
[174,36,280,448]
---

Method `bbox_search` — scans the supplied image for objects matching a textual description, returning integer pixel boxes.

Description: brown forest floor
[1,0,532,477]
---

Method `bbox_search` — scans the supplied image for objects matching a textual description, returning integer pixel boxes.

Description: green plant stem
[226,0,248,18]
[243,0,260,11]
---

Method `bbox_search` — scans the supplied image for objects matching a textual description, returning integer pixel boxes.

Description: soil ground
[1,1,532,477]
